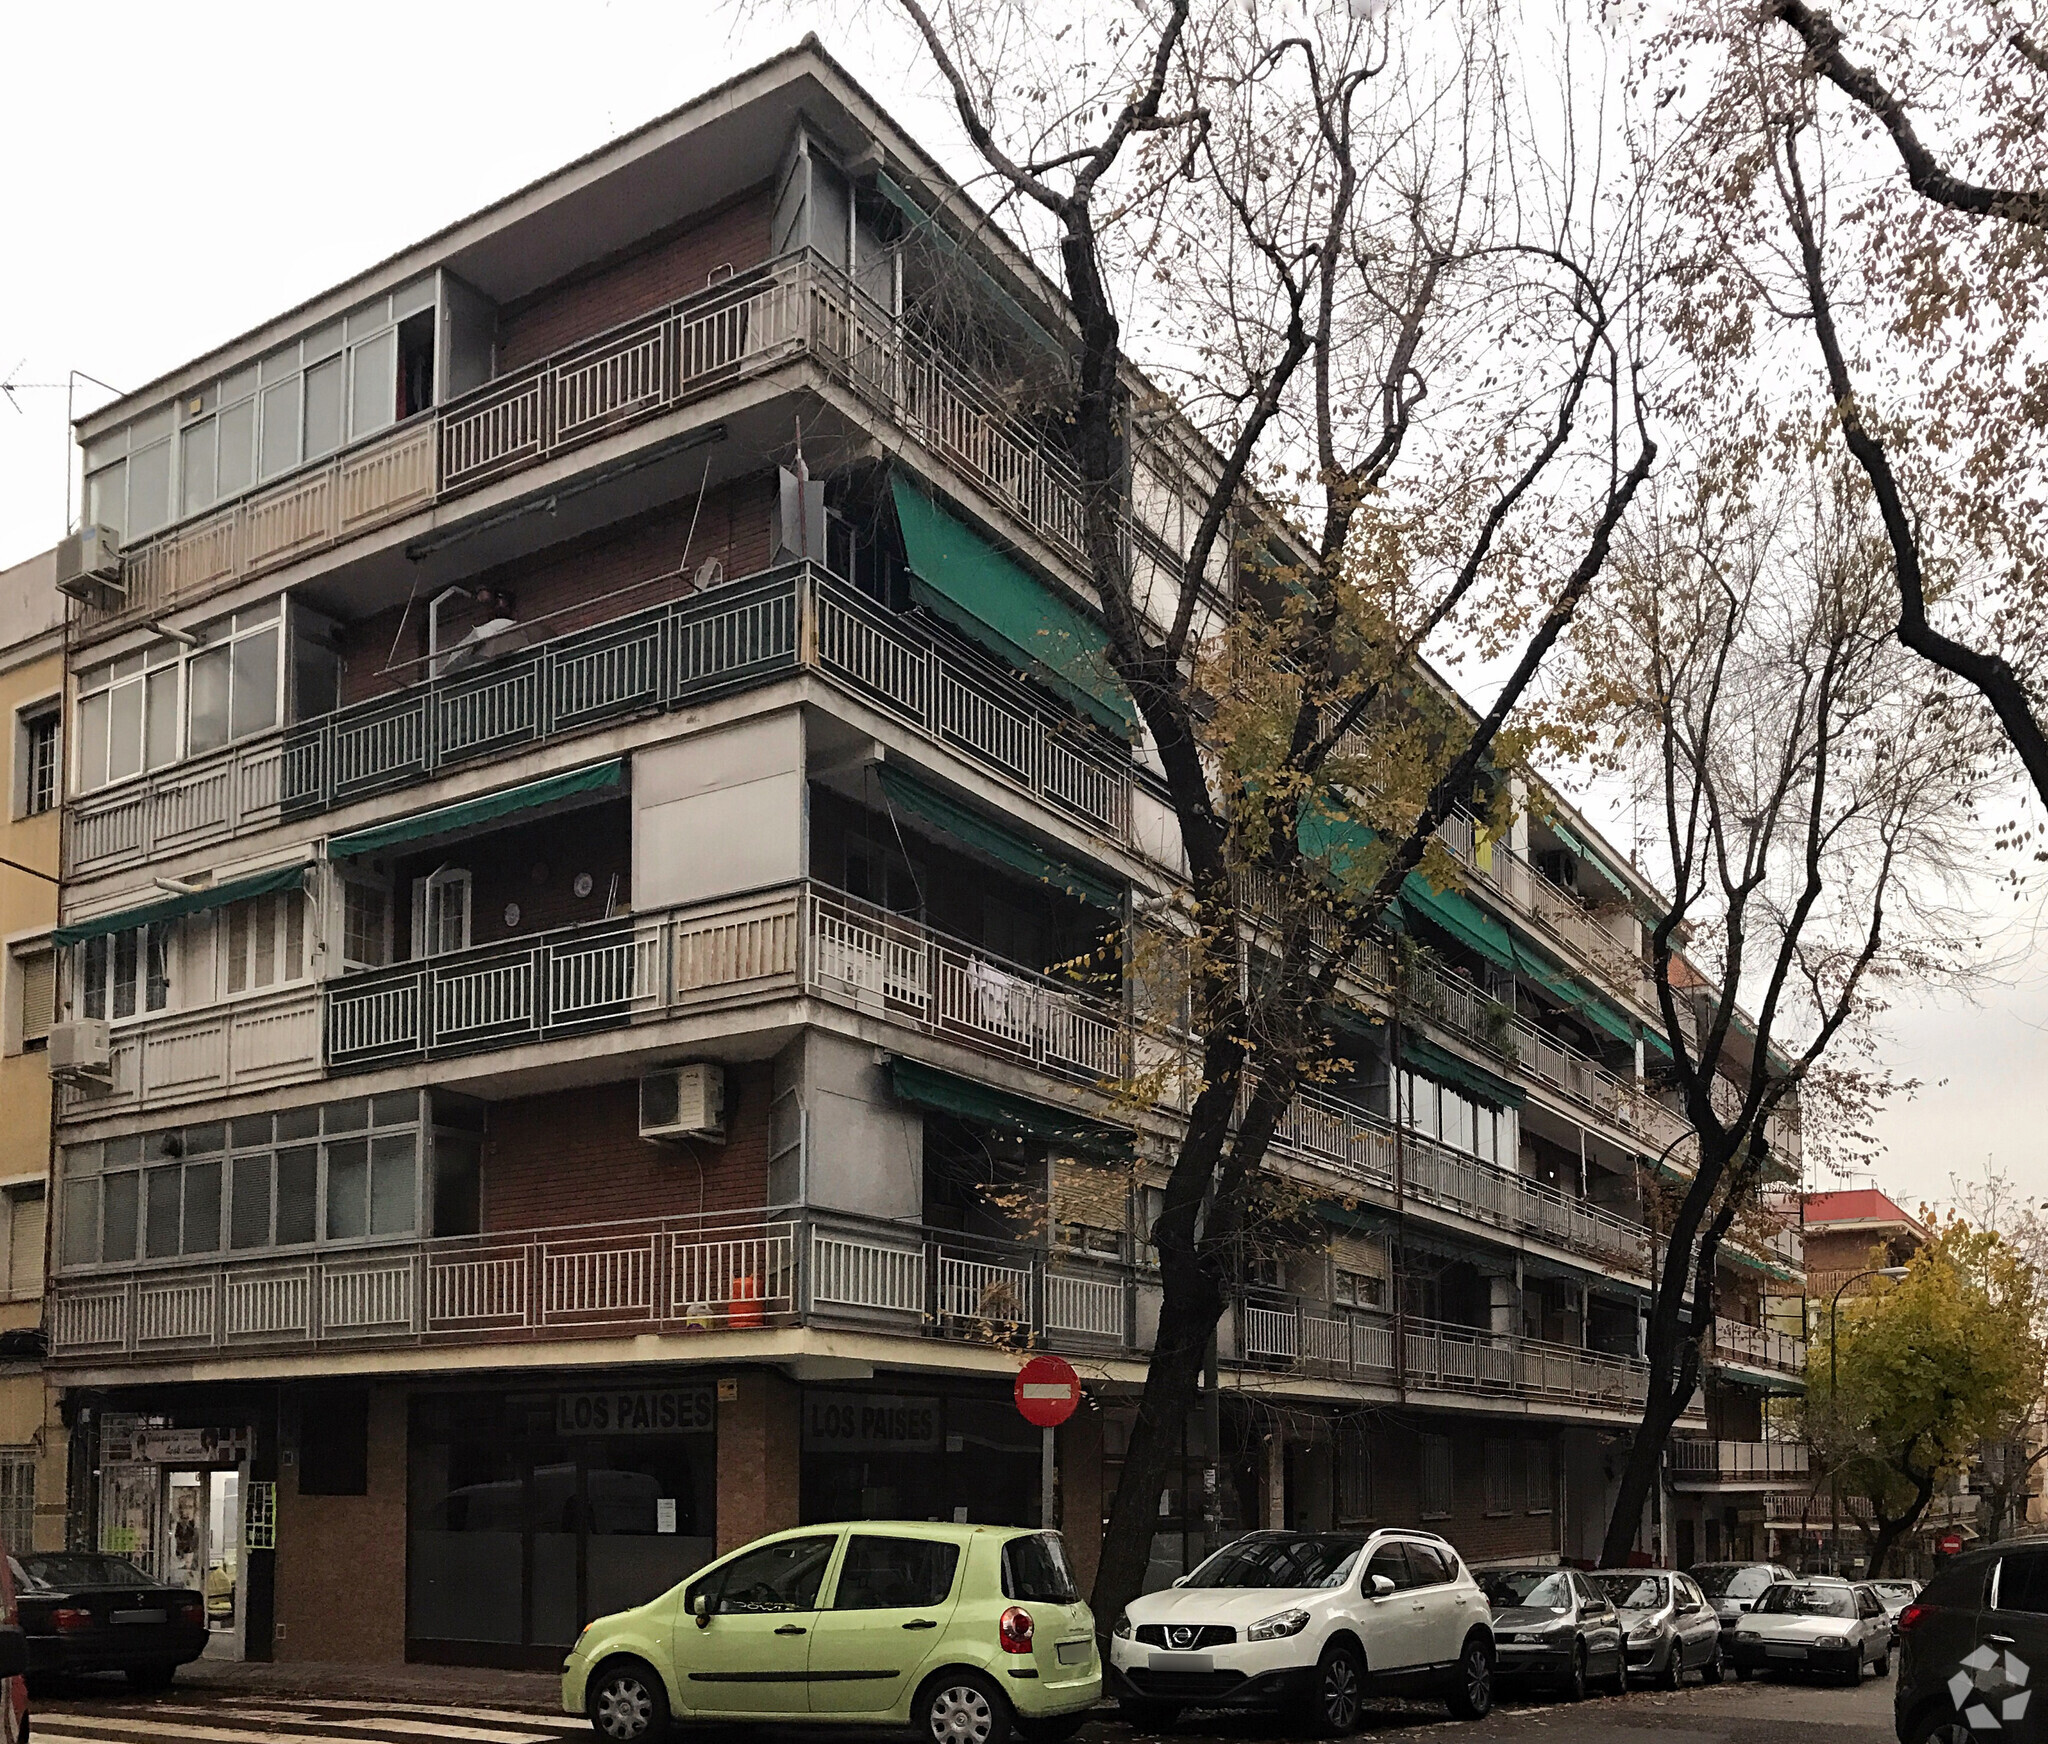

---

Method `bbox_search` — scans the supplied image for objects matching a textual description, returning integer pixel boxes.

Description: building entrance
[98,1418,252,1661]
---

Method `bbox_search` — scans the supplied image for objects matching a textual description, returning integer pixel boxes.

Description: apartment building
[0,548,70,1555]
[39,43,1801,1668]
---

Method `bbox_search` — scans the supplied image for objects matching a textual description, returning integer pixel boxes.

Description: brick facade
[481,1066,772,1232]
[715,1369,801,1554]
[273,1382,406,1662]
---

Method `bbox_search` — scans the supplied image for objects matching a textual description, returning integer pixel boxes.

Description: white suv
[1108,1529,1496,1731]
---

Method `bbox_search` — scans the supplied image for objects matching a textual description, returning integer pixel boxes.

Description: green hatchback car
[563,1522,1101,1743]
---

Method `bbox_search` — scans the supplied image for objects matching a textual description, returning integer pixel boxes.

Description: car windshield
[1753,1585,1856,1619]
[1183,1534,1367,1590]
[1693,1565,1775,1600]
[1588,1573,1669,1610]
[1481,1570,1574,1610]
[16,1553,157,1590]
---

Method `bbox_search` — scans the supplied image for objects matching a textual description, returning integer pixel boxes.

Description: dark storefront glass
[409,1386,716,1663]
[799,1387,1041,1526]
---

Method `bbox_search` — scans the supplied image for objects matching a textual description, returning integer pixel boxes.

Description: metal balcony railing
[1669,1438,1811,1480]
[81,251,1103,645]
[66,564,1133,879]
[1712,1316,1808,1376]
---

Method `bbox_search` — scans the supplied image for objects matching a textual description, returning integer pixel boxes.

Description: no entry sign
[1939,1530,1965,1557]
[1015,1353,1082,1428]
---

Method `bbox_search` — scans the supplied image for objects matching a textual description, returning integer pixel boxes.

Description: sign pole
[1042,1424,1056,1530]
[1016,1353,1082,1532]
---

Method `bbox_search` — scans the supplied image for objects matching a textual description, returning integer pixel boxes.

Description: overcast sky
[2,1,2038,1215]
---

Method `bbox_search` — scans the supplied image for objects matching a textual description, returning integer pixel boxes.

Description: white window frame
[341,874,394,972]
[217,887,310,1001]
[411,869,472,959]
[12,697,59,820]
[71,924,174,1026]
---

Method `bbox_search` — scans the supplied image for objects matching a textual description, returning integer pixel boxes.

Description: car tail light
[52,1608,91,1633]
[1897,1603,1930,1635]
[175,1597,204,1626]
[1000,1606,1035,1654]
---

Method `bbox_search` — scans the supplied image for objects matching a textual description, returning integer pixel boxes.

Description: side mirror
[1370,1575,1396,1599]
[693,1592,712,1629]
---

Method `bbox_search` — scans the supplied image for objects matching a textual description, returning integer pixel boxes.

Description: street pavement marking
[36,1722,332,1744]
[328,1721,560,1743]
[217,1698,583,1726]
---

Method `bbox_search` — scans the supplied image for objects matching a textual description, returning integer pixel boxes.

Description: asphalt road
[29,1668,1898,1744]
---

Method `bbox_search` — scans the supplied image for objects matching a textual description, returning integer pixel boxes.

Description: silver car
[1586,1570,1724,1688]
[1726,1581,1893,1684]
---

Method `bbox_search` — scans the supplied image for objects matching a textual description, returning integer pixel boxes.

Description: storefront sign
[555,1387,714,1436]
[103,1423,250,1465]
[802,1393,942,1452]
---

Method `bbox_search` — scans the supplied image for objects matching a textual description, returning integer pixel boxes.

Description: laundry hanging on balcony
[52,861,311,947]
[889,476,1136,737]
[874,763,1121,910]
[324,759,624,860]
[886,1056,1132,1159]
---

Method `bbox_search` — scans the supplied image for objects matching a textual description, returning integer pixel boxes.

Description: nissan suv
[1108,1529,1497,1732]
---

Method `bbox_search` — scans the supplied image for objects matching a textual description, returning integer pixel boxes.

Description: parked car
[564,1523,1098,1744]
[1478,1566,1625,1699]
[1726,1580,1892,1684]
[1586,1570,1724,1688]
[1691,1561,1800,1636]
[1895,1544,2048,1744]
[10,1552,205,1690]
[1108,1528,1497,1731]
[1869,1580,1921,1640]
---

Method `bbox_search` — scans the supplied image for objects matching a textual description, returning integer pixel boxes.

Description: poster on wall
[102,1422,250,1466]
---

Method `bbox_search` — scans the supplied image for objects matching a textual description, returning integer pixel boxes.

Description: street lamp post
[1827,1265,1911,1574]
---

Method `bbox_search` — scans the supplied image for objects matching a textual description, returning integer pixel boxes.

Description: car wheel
[1297,1639,1365,1737]
[1446,1633,1495,1721]
[1660,1640,1683,1690]
[1612,1653,1630,1695]
[1559,1642,1588,1703]
[124,1663,176,1693]
[1116,1700,1181,1732]
[1702,1641,1725,1685]
[1905,1714,1976,1744]
[1874,1643,1891,1679]
[587,1659,671,1744]
[921,1670,1013,1744]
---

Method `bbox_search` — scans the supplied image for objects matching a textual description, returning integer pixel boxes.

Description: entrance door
[164,1474,206,1595]
[202,1470,244,1660]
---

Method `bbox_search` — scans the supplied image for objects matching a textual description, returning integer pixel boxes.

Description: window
[0,1185,45,1301]
[1526,1440,1555,1513]
[1365,1541,1413,1592]
[1002,1533,1079,1602]
[1997,1550,2048,1616]
[221,889,307,994]
[75,925,170,1022]
[0,1454,34,1554]
[832,1536,960,1609]
[1420,1434,1453,1519]
[12,947,54,1054]
[15,705,57,817]
[1483,1440,1513,1516]
[411,870,471,958]
[342,879,392,969]
[1400,1069,1514,1167]
[297,1388,369,1496]
[1337,1422,1374,1522]
[1407,1541,1455,1586]
[186,601,282,758]
[58,1094,422,1269]
[1334,1269,1383,1310]
[688,1534,837,1615]
[82,407,174,543]
[1056,1222,1123,1258]
[75,645,181,789]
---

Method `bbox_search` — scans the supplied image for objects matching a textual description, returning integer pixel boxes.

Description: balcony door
[411,869,471,958]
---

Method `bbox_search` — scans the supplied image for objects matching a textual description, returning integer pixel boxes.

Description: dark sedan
[1480,1566,1627,1700]
[11,1553,206,1689]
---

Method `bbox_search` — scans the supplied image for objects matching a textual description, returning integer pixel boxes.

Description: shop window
[298,1388,369,1495]
[15,703,57,817]
[689,1535,836,1615]
[1483,1439,1513,1516]
[0,1454,33,1556]
[76,925,171,1022]
[831,1536,960,1609]
[1420,1434,1453,1519]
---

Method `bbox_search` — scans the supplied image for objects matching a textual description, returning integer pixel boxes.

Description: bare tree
[864,0,1654,1623]
[1579,460,1989,1568]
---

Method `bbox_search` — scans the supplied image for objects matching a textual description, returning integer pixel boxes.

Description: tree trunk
[1600,1385,1691,1568]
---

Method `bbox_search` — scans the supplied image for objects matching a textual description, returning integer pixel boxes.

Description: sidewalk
[171,1657,567,1713]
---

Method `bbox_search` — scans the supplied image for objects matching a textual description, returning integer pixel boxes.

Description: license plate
[1765,1643,1807,1658]
[113,1609,167,1625]
[1148,1651,1213,1673]
[1057,1640,1092,1666]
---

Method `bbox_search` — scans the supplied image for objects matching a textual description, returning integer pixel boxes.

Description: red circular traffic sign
[1939,1531,1965,1557]
[1015,1354,1082,1427]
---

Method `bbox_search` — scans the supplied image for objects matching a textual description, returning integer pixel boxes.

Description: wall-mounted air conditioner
[640,1063,725,1142]
[54,527,125,612]
[48,1019,112,1083]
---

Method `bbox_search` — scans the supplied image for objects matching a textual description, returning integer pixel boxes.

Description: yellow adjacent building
[0,546,67,1550]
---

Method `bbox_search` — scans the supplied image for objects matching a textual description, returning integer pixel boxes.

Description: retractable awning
[52,862,309,948]
[1399,1033,1527,1111]
[875,764,1121,910]
[890,477,1135,737]
[887,1057,1132,1159]
[325,760,624,861]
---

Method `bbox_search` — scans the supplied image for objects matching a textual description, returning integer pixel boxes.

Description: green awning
[890,477,1135,737]
[876,764,1121,910]
[1505,931,1640,1049]
[876,172,1067,359]
[887,1057,1132,1159]
[1548,819,1631,897]
[1399,1033,1527,1111]
[53,862,309,947]
[325,760,624,860]
[1642,1026,1676,1065]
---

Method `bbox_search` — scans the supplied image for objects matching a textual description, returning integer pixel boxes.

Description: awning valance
[53,862,309,948]
[887,1057,1132,1159]
[890,477,1135,737]
[876,764,1121,910]
[325,760,624,861]
[1399,1032,1527,1111]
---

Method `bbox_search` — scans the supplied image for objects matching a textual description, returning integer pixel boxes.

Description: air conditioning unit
[48,1019,112,1083]
[640,1063,725,1142]
[54,527,126,612]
